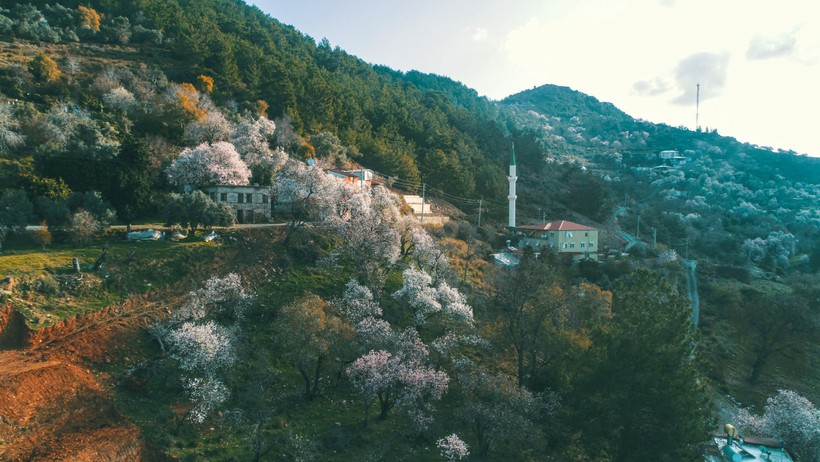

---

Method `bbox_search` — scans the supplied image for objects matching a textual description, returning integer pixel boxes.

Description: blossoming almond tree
[437,434,469,461]
[273,158,347,236]
[231,116,287,179]
[393,268,474,326]
[166,141,251,187]
[736,389,820,460]
[347,347,448,428]
[151,274,252,423]
[183,110,234,145]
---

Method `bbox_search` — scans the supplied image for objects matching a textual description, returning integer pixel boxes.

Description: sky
[251,0,820,157]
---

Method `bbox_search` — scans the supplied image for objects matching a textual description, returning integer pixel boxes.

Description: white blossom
[437,434,469,461]
[166,141,251,187]
[167,321,237,373]
[102,86,135,111]
[184,377,229,423]
[183,111,234,145]
[231,116,286,171]
[393,268,473,326]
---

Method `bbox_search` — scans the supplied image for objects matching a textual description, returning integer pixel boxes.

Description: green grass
[0,235,219,327]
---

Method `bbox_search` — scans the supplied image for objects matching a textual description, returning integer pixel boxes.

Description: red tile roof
[517,220,595,231]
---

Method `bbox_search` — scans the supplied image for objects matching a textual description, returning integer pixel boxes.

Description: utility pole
[420,183,426,223]
[636,214,641,240]
[695,83,700,131]
[477,199,483,227]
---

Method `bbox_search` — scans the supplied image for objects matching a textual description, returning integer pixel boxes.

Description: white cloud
[471,27,488,42]
[632,77,671,97]
[672,52,731,105]
[747,32,797,60]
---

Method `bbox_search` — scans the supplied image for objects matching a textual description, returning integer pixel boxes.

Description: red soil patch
[0,228,285,460]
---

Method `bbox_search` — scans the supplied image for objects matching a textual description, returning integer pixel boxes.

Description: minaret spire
[508,143,517,228]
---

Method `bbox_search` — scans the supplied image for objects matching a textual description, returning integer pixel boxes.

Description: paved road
[24,223,288,231]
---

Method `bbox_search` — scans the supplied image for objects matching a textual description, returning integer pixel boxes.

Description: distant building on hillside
[202,185,271,224]
[325,169,363,189]
[658,149,688,166]
[402,195,432,216]
[325,168,374,190]
[517,220,599,261]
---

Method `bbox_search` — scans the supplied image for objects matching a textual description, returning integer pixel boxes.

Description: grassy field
[1,231,219,327]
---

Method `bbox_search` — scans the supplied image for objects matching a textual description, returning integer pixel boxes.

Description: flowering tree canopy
[166,141,251,187]
[393,268,473,326]
[347,346,449,428]
[183,110,234,145]
[736,389,820,460]
[437,434,469,461]
[231,116,285,170]
[167,320,237,373]
[153,274,253,424]
[273,158,347,228]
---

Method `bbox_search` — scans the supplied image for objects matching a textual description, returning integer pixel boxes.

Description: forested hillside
[1,1,819,461]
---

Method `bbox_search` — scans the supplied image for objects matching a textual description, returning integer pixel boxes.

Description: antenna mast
[695,83,700,131]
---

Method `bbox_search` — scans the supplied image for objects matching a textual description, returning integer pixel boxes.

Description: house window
[550,232,555,237]
[589,242,594,248]
[563,243,568,249]
[570,243,575,248]
[238,194,244,204]
[220,192,227,202]
[585,232,588,237]
[580,243,585,248]
[246,193,253,203]
[566,231,573,238]
[262,194,268,204]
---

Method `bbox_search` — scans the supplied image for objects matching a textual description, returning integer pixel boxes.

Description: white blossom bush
[153,274,253,424]
[336,279,382,322]
[196,272,253,321]
[102,86,135,112]
[167,321,237,373]
[183,110,234,145]
[736,389,820,460]
[328,186,402,283]
[274,159,345,224]
[393,268,473,326]
[166,141,251,187]
[231,115,286,172]
[437,434,469,461]
[0,103,24,154]
[185,377,229,423]
[174,273,252,322]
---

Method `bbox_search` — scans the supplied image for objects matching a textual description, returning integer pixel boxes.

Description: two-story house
[202,185,272,224]
[517,220,599,260]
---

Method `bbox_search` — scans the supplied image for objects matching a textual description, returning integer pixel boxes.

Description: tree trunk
[298,365,313,399]
[516,346,525,387]
[378,391,392,420]
[749,347,771,384]
[311,356,324,397]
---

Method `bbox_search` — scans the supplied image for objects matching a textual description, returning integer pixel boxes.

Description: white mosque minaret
[508,143,517,229]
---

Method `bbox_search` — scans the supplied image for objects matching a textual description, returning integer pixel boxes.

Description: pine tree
[571,269,711,461]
